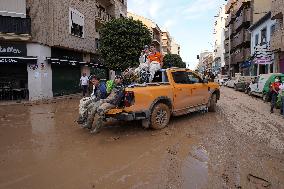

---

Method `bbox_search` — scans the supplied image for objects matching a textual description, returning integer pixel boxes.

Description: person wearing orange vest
[148,44,163,82]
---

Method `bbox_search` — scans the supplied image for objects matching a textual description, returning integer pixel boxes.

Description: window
[69,8,84,38]
[255,34,259,46]
[172,71,201,84]
[270,24,276,36]
[260,27,267,45]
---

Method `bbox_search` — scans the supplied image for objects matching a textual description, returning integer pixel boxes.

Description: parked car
[105,68,220,130]
[248,73,284,101]
[234,76,256,92]
[215,75,229,86]
[226,77,237,88]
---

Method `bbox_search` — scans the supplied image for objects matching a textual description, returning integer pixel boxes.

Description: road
[0,87,283,189]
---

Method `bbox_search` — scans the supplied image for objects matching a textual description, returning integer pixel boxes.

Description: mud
[0,87,283,189]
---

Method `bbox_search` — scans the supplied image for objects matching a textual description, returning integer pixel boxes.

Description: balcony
[234,9,251,31]
[225,0,237,14]
[0,15,31,35]
[271,0,284,19]
[225,29,229,40]
[232,29,251,48]
[271,29,284,51]
[95,7,113,23]
[235,0,251,14]
[225,41,230,53]
[152,33,161,45]
[234,48,251,64]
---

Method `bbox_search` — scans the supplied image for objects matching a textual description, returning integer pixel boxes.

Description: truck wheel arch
[149,96,173,114]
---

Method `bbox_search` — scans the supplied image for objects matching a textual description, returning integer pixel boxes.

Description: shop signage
[0,43,27,56]
[0,58,19,63]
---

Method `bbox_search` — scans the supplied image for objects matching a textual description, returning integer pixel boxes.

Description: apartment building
[197,51,213,74]
[0,0,127,101]
[249,12,276,75]
[161,31,171,55]
[127,12,162,52]
[271,0,284,73]
[213,5,227,75]
[171,40,181,55]
[224,0,252,76]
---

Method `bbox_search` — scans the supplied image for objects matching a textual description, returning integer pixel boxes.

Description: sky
[128,0,226,70]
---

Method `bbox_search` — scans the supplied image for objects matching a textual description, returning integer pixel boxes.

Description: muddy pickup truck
[106,68,220,129]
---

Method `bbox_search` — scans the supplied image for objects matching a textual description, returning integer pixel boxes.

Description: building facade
[224,0,252,76]
[213,5,227,75]
[249,12,276,76]
[127,12,162,52]
[271,0,284,73]
[0,0,127,101]
[171,40,181,55]
[161,31,171,55]
[197,51,213,74]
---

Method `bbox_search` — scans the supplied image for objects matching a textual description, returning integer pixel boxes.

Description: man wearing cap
[77,75,107,124]
[83,75,125,134]
[135,45,151,83]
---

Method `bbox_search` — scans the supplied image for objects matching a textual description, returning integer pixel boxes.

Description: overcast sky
[128,0,226,69]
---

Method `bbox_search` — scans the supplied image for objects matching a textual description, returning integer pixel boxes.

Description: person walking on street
[279,81,284,117]
[270,77,281,113]
[80,73,89,96]
[148,44,163,82]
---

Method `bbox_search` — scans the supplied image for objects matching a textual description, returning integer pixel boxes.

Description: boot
[90,118,104,134]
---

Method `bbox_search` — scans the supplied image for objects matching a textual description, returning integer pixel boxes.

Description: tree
[163,54,186,69]
[99,18,152,71]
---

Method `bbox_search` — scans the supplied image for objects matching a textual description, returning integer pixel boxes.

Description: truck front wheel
[150,103,170,130]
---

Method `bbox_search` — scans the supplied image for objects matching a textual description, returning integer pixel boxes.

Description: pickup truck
[106,68,220,129]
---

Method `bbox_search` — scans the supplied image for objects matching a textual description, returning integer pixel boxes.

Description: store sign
[0,43,27,56]
[0,58,19,63]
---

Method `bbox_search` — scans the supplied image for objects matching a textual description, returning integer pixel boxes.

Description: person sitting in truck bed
[77,75,107,124]
[83,75,125,134]
[148,44,163,82]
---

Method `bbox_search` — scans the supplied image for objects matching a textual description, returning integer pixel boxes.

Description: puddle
[181,146,209,189]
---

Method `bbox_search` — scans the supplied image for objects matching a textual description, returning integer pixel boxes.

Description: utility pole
[228,24,231,78]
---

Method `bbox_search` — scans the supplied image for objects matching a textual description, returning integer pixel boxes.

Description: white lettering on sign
[0,58,18,63]
[0,46,21,54]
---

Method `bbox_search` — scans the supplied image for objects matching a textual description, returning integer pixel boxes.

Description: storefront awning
[0,56,37,64]
[46,57,105,68]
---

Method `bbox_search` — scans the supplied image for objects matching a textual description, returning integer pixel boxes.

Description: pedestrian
[80,73,89,97]
[148,44,163,82]
[83,75,125,134]
[270,77,281,113]
[77,75,107,124]
[279,81,284,117]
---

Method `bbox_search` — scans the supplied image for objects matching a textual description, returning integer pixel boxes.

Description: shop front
[0,42,37,101]
[89,54,108,79]
[47,48,84,96]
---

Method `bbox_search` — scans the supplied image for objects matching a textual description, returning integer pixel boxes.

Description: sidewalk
[0,93,82,106]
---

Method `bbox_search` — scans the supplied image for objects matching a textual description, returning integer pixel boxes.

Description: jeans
[82,85,88,96]
[281,96,284,117]
[271,92,278,111]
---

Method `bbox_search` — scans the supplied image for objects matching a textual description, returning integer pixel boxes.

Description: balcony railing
[95,7,113,23]
[225,0,237,14]
[235,0,251,14]
[234,9,251,31]
[233,29,251,48]
[0,15,31,35]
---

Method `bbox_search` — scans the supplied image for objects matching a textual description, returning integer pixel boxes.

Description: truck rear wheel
[208,94,217,112]
[150,103,170,130]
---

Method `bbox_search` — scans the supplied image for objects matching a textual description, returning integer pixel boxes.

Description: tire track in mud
[219,87,284,151]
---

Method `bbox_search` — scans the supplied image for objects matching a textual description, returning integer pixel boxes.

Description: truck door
[188,72,209,105]
[172,71,208,111]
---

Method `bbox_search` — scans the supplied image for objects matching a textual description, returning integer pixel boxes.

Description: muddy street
[0,87,284,189]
